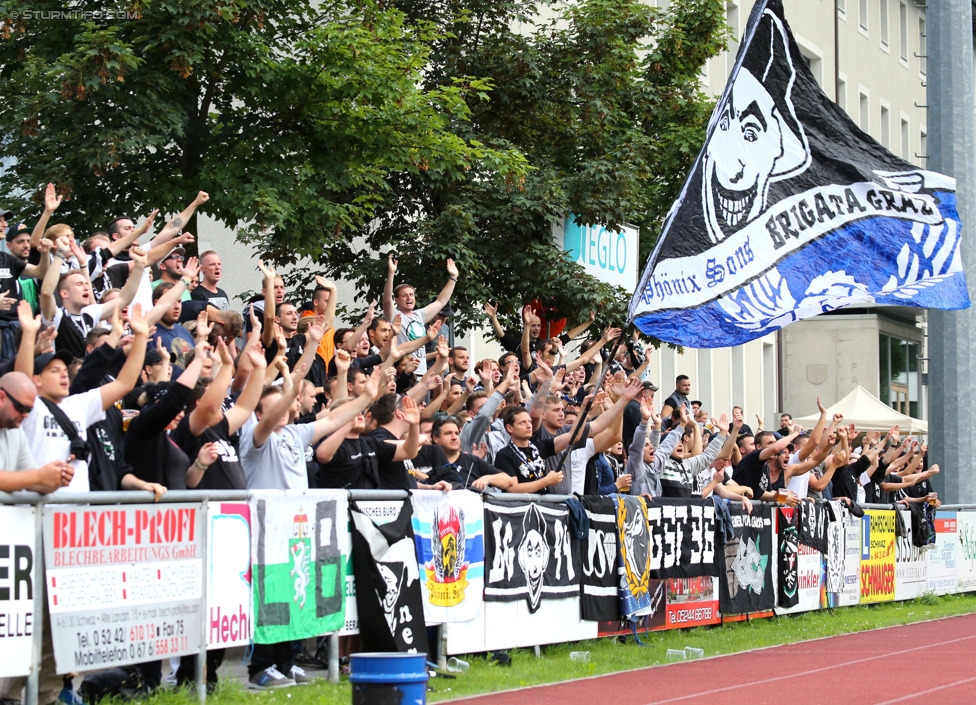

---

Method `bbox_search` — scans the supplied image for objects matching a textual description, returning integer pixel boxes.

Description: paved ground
[444,613,976,705]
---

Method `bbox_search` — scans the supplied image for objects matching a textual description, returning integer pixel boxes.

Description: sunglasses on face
[2,389,33,414]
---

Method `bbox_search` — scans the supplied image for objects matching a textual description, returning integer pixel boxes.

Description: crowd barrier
[1,488,973,704]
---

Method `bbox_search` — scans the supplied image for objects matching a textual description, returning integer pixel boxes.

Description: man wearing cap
[1,223,50,317]
[382,253,458,375]
[16,304,150,494]
[153,245,192,300]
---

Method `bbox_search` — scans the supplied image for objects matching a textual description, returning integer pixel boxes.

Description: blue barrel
[349,652,429,705]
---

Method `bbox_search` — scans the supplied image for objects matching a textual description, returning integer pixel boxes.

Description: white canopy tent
[793,386,928,435]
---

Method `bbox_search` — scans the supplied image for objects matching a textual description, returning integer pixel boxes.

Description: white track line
[872,675,976,704]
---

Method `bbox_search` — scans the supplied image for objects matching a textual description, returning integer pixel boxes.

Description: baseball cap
[642,380,659,392]
[164,246,186,260]
[5,224,31,243]
[145,348,176,366]
[0,208,13,220]
[34,350,73,372]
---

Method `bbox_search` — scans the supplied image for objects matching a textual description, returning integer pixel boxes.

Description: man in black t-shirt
[492,407,577,493]
[429,417,515,490]
[732,429,801,502]
[191,250,230,310]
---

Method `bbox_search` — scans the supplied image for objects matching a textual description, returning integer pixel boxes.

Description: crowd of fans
[0,190,941,702]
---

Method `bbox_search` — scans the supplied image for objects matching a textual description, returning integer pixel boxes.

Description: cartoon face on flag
[629,0,969,348]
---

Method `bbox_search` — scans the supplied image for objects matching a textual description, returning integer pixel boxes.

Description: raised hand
[622,377,643,401]
[16,301,39,333]
[334,348,352,374]
[314,274,335,290]
[365,367,385,399]
[717,413,730,430]
[401,396,421,425]
[216,337,234,366]
[135,209,159,237]
[193,191,210,206]
[817,396,826,414]
[129,245,148,269]
[387,252,398,275]
[182,256,200,281]
[197,441,220,467]
[128,304,148,337]
[257,259,275,280]
[483,302,497,318]
[472,441,488,459]
[44,183,63,214]
[196,310,213,340]
[308,315,328,344]
[521,305,533,324]
[446,258,459,279]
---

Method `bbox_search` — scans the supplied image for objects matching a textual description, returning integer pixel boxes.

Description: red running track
[447,613,976,705]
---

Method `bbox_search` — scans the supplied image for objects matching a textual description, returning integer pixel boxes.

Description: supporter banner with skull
[410,490,485,624]
[350,500,428,653]
[647,497,720,579]
[777,508,800,608]
[613,495,653,619]
[483,500,580,614]
[798,500,830,554]
[251,491,347,643]
[580,496,620,622]
[629,0,969,348]
[720,505,775,615]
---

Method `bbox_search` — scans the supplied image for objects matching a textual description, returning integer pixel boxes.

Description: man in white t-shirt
[382,253,458,375]
[0,371,74,493]
[19,308,150,494]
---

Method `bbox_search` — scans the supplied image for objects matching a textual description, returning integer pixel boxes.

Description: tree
[339,0,728,332]
[0,0,725,335]
[0,0,525,248]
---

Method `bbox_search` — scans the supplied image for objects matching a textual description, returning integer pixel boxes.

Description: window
[859,0,869,31]
[838,0,846,15]
[899,1,908,60]
[879,333,920,418]
[726,3,739,78]
[920,128,927,164]
[900,117,910,160]
[837,77,847,111]
[859,91,869,131]
[880,105,890,147]
[880,0,889,46]
[918,14,926,75]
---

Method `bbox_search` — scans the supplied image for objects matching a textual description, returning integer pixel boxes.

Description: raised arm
[564,326,620,374]
[799,397,829,461]
[100,304,149,409]
[14,302,40,376]
[382,253,397,321]
[419,258,458,322]
[147,257,198,328]
[310,367,384,444]
[100,247,148,321]
[108,209,158,257]
[314,275,338,328]
[258,259,277,348]
[563,310,596,340]
[252,358,299,448]
[483,302,505,340]
[29,183,63,248]
[150,191,209,248]
[39,237,71,323]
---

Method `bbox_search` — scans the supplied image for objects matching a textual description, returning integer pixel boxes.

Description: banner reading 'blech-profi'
[629,0,969,347]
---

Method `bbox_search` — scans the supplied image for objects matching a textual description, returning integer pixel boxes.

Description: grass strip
[137,593,976,705]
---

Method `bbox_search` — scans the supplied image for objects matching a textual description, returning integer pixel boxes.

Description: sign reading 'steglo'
[629,0,969,348]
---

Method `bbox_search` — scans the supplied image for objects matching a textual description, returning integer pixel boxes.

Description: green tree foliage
[0,0,725,333]
[348,0,728,331]
[0,0,525,250]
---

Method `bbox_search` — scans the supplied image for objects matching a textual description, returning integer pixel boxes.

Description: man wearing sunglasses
[0,372,75,493]
[152,245,192,301]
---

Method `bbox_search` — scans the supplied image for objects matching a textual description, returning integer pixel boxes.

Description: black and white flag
[778,508,799,608]
[798,499,830,554]
[647,497,719,579]
[720,505,775,615]
[629,0,969,347]
[484,500,580,613]
[350,500,428,653]
[579,496,620,622]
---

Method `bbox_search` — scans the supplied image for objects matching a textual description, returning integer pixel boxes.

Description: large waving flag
[629,0,970,347]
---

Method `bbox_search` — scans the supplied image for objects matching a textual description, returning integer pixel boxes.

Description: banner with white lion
[629,0,969,347]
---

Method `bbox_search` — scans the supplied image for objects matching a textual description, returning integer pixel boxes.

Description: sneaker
[248,667,294,690]
[293,649,328,669]
[289,665,311,684]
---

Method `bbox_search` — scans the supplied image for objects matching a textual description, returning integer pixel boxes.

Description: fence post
[25,500,44,705]
[328,633,339,683]
[196,499,209,703]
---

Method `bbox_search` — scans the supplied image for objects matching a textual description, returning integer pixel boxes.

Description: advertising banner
[823,504,861,608]
[43,504,203,673]
[776,508,823,615]
[206,502,251,648]
[0,506,37,677]
[860,509,896,604]
[664,577,720,628]
[894,509,928,601]
[956,511,976,592]
[927,512,957,595]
